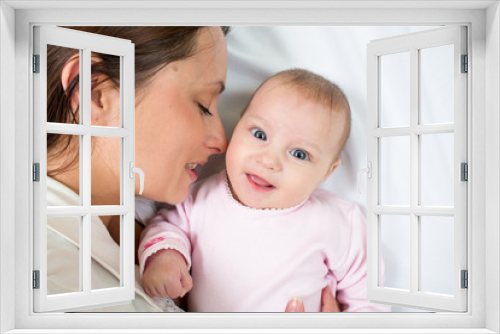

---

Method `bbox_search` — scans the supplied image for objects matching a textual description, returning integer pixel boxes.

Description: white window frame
[366,26,468,312]
[32,25,136,313]
[1,1,499,333]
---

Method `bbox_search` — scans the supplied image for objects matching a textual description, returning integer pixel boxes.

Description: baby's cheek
[225,146,241,173]
[288,177,315,204]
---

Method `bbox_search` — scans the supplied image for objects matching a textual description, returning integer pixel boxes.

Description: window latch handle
[357,161,372,194]
[129,162,145,195]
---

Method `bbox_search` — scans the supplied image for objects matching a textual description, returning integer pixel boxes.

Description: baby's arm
[138,204,194,299]
[332,205,391,312]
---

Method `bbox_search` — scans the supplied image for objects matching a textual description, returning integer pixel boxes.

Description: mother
[47,26,337,312]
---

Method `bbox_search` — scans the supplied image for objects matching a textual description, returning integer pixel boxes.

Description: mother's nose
[205,114,228,154]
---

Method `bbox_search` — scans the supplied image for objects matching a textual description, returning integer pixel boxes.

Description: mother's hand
[285,285,341,312]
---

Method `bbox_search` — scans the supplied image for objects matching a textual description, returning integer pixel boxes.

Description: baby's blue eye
[251,129,267,141]
[291,149,309,160]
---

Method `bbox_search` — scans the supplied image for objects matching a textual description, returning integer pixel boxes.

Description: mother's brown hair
[47,26,230,176]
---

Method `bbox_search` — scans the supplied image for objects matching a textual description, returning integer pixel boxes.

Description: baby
[138,69,389,312]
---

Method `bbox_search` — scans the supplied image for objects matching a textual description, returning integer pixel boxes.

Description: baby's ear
[323,158,342,181]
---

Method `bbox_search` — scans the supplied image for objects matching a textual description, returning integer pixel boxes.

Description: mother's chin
[144,179,192,206]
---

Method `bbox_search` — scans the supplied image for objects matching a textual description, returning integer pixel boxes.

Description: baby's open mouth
[246,173,275,189]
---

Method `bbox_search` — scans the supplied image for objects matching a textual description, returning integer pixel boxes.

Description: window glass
[91,215,121,290]
[91,137,122,206]
[47,135,80,205]
[47,216,81,295]
[420,216,454,295]
[420,133,454,207]
[420,44,454,125]
[91,53,121,128]
[380,136,410,206]
[380,52,410,128]
[380,215,411,291]
[47,46,81,125]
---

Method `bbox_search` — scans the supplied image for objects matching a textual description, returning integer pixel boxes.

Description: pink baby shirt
[138,170,389,312]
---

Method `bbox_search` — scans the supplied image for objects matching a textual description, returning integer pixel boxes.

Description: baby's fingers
[144,285,160,298]
[180,272,193,297]
[165,281,183,299]
[143,286,153,297]
[164,271,185,299]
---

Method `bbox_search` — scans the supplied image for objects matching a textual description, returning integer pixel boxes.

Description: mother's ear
[61,54,120,126]
[61,54,80,112]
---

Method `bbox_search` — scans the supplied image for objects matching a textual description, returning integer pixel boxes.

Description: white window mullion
[77,213,85,294]
[46,206,129,217]
[414,124,454,135]
[373,206,454,216]
[82,48,92,210]
[410,47,419,295]
[81,47,92,296]
[373,124,454,137]
[82,213,91,294]
[78,49,85,292]
[46,123,130,137]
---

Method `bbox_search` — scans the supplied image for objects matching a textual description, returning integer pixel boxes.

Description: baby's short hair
[254,68,351,156]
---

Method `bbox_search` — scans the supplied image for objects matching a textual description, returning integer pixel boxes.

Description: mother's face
[134,27,228,204]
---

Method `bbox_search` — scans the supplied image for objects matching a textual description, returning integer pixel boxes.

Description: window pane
[91,53,121,128]
[420,133,454,207]
[47,45,81,125]
[91,137,121,206]
[380,136,410,206]
[380,215,410,291]
[91,215,121,290]
[47,216,81,295]
[380,51,410,128]
[420,44,454,125]
[420,216,454,295]
[47,135,80,205]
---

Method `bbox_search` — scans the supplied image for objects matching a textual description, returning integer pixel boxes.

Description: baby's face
[226,80,346,209]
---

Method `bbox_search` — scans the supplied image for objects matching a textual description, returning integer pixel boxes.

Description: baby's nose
[258,152,281,171]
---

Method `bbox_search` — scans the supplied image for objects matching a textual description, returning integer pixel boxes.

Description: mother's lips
[185,162,205,182]
[186,167,198,182]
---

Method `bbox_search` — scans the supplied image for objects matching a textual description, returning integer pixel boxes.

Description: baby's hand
[142,249,193,299]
